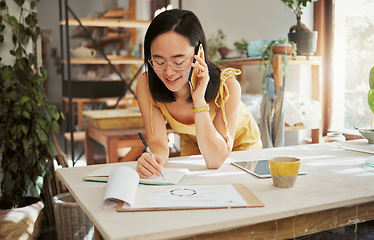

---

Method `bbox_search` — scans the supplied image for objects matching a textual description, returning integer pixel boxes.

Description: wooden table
[62,96,136,132]
[84,125,147,164]
[57,140,374,239]
[220,56,322,143]
[85,124,175,164]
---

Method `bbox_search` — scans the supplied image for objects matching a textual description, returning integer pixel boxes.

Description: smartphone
[188,43,203,91]
[231,160,307,179]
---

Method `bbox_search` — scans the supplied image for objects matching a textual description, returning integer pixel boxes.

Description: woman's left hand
[190,47,209,104]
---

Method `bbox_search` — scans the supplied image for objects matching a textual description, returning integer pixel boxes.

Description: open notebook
[84,164,188,185]
[102,166,265,212]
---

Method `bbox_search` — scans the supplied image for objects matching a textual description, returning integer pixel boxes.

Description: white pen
[138,132,165,179]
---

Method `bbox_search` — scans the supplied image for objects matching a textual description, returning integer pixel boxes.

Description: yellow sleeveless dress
[153,68,262,156]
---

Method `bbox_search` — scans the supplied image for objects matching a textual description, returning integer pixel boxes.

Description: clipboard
[116,184,264,212]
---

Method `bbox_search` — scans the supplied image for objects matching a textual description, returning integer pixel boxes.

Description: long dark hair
[144,9,221,103]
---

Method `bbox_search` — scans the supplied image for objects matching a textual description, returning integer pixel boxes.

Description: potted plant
[234,38,249,58]
[357,65,374,142]
[258,38,297,88]
[280,0,319,56]
[0,0,62,238]
[207,29,230,61]
[369,65,374,115]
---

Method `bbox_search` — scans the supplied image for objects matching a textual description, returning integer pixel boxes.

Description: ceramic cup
[269,157,300,188]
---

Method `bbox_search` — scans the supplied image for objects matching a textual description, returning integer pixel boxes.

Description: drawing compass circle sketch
[170,188,196,197]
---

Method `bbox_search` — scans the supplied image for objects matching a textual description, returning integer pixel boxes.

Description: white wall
[37,0,314,145]
[0,1,32,65]
[182,0,314,145]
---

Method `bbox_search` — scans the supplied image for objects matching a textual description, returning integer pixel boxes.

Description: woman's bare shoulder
[225,75,241,96]
[136,73,150,93]
[137,73,148,87]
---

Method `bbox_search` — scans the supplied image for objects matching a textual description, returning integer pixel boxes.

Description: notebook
[84,164,188,185]
[101,166,265,211]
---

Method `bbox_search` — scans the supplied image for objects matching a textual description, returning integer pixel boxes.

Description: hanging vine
[0,0,63,209]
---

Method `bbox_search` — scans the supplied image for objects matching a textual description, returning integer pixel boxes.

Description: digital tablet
[231,160,307,179]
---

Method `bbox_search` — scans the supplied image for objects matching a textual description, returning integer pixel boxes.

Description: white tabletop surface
[56,140,374,240]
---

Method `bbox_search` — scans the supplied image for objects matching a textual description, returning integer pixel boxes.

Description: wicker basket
[53,192,94,240]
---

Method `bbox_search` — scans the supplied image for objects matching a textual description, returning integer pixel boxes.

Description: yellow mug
[269,157,300,188]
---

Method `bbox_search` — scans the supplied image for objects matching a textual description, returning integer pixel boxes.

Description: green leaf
[32,26,40,43]
[0,1,6,10]
[22,138,29,152]
[14,23,20,35]
[51,107,60,121]
[31,1,36,9]
[25,102,32,112]
[12,34,17,45]
[10,162,19,174]
[20,96,29,103]
[8,140,16,151]
[37,129,48,143]
[41,105,52,122]
[40,66,47,78]
[15,0,25,7]
[16,58,25,70]
[369,66,374,89]
[2,172,15,193]
[9,16,18,25]
[51,121,60,133]
[369,89,374,114]
[22,110,30,119]
[1,66,12,80]
[21,124,28,134]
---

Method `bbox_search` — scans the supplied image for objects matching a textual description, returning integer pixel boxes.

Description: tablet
[231,160,307,179]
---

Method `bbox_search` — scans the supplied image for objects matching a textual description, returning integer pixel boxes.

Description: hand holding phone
[188,43,204,91]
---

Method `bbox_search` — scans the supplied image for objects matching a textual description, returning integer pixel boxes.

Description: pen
[138,132,165,179]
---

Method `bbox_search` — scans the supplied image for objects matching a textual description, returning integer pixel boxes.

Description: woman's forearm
[194,111,231,169]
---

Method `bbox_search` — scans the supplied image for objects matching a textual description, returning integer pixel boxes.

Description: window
[331,0,374,131]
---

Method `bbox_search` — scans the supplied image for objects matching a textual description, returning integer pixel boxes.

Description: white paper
[102,167,249,210]
[103,166,139,208]
[122,184,249,209]
[338,141,374,155]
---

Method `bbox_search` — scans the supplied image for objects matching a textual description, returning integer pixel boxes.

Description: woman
[136,9,261,179]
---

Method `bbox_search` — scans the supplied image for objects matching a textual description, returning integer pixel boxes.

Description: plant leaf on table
[369,66,374,114]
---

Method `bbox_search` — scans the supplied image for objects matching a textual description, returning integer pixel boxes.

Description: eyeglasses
[148,58,192,71]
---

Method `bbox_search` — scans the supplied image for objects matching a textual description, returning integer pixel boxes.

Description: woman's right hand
[190,46,209,104]
[136,153,166,179]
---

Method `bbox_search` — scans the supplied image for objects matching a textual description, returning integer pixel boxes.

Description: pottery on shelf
[272,43,294,55]
[218,47,231,59]
[70,46,97,58]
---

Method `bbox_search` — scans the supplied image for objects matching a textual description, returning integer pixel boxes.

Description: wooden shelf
[64,131,85,142]
[62,56,143,65]
[219,56,321,68]
[220,55,322,143]
[60,18,150,28]
[71,27,95,38]
[102,9,133,18]
[86,32,130,47]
